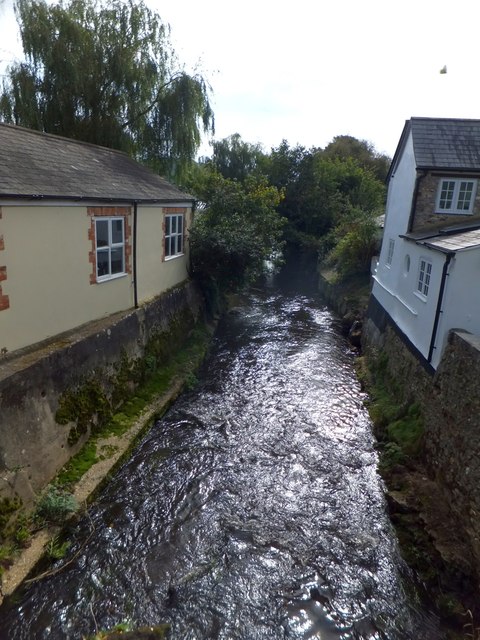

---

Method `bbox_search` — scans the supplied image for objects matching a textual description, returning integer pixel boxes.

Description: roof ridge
[411,116,480,125]
[0,122,131,159]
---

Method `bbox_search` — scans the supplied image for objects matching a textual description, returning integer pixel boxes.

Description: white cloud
[3,0,480,158]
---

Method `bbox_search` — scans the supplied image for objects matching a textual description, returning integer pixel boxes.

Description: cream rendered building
[0,124,195,354]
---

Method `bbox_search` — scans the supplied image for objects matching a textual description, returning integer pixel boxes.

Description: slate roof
[0,123,194,203]
[410,117,480,170]
[388,117,480,181]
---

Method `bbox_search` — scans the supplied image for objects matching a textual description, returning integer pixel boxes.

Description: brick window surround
[87,206,132,284]
[162,207,187,261]
[0,207,9,311]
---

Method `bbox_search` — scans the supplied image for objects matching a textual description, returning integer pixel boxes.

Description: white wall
[373,237,446,361]
[372,131,447,363]
[431,248,480,368]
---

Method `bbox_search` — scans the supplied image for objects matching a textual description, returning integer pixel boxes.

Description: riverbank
[0,321,214,606]
[318,267,478,639]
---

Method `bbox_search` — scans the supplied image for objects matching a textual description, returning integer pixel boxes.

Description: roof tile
[0,123,194,202]
[411,117,480,170]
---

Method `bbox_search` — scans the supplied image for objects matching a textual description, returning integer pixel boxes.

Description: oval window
[404,254,410,275]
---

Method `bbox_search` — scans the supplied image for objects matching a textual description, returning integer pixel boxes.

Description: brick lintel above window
[88,206,132,284]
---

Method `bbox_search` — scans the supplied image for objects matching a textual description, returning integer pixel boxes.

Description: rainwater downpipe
[427,251,454,364]
[132,201,138,309]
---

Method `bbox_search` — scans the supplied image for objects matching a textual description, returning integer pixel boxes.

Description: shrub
[35,486,78,524]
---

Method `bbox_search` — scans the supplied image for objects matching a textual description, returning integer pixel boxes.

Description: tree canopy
[206,133,266,182]
[0,0,214,180]
[188,168,285,294]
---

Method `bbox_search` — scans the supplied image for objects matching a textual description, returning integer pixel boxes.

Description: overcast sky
[2,0,480,159]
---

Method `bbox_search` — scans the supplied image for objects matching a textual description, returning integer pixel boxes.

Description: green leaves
[189,170,285,293]
[1,0,214,180]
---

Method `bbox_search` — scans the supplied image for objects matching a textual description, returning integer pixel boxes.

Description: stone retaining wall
[363,295,480,576]
[0,281,204,505]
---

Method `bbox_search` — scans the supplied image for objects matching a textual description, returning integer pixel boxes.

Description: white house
[0,123,195,354]
[371,117,480,371]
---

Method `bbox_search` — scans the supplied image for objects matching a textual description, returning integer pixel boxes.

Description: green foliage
[387,403,424,457]
[55,320,210,488]
[325,207,381,280]
[0,496,22,538]
[365,352,425,466]
[323,134,390,182]
[264,140,387,254]
[188,169,285,293]
[35,486,78,524]
[56,376,112,446]
[1,0,213,181]
[206,133,267,182]
[87,623,171,639]
[45,535,71,560]
[56,440,98,487]
[0,544,15,577]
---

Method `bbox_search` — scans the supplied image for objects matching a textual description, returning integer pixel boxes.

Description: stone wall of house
[0,281,204,506]
[412,172,480,232]
[363,301,480,574]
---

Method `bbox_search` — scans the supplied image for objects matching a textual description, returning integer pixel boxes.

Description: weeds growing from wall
[358,351,425,464]
[55,308,198,448]
[53,320,211,491]
[35,486,78,525]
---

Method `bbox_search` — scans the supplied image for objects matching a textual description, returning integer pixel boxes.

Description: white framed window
[95,217,125,281]
[436,178,477,214]
[165,214,184,259]
[386,238,395,266]
[416,258,432,298]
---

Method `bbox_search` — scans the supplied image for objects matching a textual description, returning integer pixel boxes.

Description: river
[0,270,442,639]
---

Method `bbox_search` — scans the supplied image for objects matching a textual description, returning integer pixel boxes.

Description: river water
[0,272,442,639]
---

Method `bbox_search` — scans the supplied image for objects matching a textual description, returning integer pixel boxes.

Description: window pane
[96,219,109,248]
[97,249,110,277]
[112,218,124,244]
[178,215,183,234]
[439,181,455,209]
[111,247,124,274]
[171,216,177,233]
[165,216,171,236]
[457,182,474,210]
[165,236,170,257]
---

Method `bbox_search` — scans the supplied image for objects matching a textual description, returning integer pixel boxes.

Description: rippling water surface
[0,273,442,639]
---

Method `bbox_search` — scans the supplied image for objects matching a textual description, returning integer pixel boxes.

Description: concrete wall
[0,281,203,505]
[363,298,480,575]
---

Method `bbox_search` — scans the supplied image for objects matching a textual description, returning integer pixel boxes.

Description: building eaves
[401,224,480,253]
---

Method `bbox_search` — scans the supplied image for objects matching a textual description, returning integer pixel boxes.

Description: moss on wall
[54,303,198,448]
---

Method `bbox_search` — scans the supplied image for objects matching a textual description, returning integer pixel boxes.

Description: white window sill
[413,290,428,303]
[96,272,128,284]
[165,253,185,261]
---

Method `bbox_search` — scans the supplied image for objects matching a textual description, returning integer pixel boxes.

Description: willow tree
[0,0,214,179]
